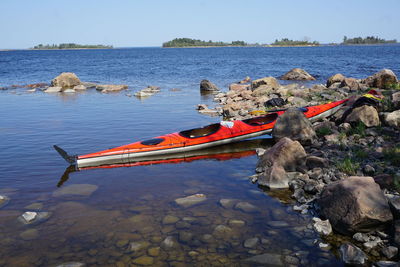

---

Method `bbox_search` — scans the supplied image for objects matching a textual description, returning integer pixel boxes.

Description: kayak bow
[55,99,348,168]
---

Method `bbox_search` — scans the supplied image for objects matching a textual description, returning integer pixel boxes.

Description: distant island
[269,38,320,46]
[342,36,397,45]
[32,43,113,50]
[162,38,248,48]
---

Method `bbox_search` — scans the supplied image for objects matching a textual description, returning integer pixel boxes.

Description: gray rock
[96,84,128,93]
[280,68,315,81]
[174,194,207,208]
[387,195,400,219]
[53,184,98,197]
[63,89,75,93]
[267,221,289,227]
[19,211,51,225]
[318,176,393,234]
[345,105,380,127]
[44,86,62,93]
[244,253,284,266]
[383,110,400,129]
[244,237,259,248]
[200,80,219,91]
[312,217,332,236]
[21,211,37,223]
[306,156,328,169]
[219,198,239,209]
[362,69,398,89]
[327,73,346,87]
[272,108,316,145]
[161,236,178,250]
[128,241,149,252]
[353,232,370,243]
[81,82,97,88]
[235,202,258,213]
[381,246,398,260]
[339,243,367,265]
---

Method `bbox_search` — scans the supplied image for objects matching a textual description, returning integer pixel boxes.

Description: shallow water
[1,46,399,266]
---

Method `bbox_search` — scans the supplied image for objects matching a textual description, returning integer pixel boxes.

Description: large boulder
[272,107,316,145]
[200,80,219,91]
[51,72,81,89]
[318,176,393,234]
[340,78,361,91]
[345,105,380,127]
[280,68,315,81]
[383,110,400,129]
[363,69,398,89]
[257,137,306,189]
[327,73,345,88]
[251,76,279,90]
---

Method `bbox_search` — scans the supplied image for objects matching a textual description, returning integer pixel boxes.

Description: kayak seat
[180,123,221,139]
[243,113,278,126]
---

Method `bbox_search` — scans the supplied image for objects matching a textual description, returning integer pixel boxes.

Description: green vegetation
[33,43,113,49]
[387,83,400,90]
[383,145,400,166]
[336,157,360,175]
[347,121,366,137]
[162,38,248,48]
[316,127,333,137]
[271,38,319,46]
[342,36,397,45]
[353,147,369,160]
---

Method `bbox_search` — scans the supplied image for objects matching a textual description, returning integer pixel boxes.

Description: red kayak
[54,99,348,168]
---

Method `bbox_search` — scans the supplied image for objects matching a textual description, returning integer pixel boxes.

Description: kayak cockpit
[140,138,165,146]
[242,112,278,126]
[179,123,221,138]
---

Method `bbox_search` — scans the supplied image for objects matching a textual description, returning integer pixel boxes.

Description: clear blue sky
[1,0,399,49]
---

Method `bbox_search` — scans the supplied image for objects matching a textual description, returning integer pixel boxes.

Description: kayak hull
[58,99,348,168]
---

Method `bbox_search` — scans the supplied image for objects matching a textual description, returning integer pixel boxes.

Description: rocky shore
[198,68,400,265]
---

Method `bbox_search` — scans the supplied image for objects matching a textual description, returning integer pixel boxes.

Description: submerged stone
[244,253,283,265]
[20,229,39,240]
[244,237,259,248]
[53,184,98,197]
[339,243,367,265]
[174,194,207,208]
[219,198,239,209]
[162,215,180,225]
[235,202,258,213]
[55,262,86,267]
[132,256,154,266]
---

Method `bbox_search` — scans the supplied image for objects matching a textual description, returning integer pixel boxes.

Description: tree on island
[162,38,248,47]
[342,36,397,44]
[33,43,113,49]
[271,38,319,46]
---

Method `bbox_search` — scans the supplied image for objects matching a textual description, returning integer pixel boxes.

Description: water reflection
[57,138,273,187]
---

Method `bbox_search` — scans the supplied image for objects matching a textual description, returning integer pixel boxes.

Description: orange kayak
[54,99,348,168]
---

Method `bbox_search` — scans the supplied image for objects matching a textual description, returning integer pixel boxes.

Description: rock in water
[55,262,86,267]
[312,217,332,236]
[96,84,128,93]
[53,184,98,197]
[327,73,345,87]
[51,72,81,89]
[272,107,316,145]
[200,80,219,91]
[339,243,367,265]
[257,137,306,189]
[345,105,380,127]
[44,86,62,93]
[318,176,393,234]
[174,194,207,208]
[280,68,316,81]
[244,253,283,265]
[363,69,398,89]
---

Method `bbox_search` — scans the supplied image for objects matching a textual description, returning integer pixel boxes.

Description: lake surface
[0,46,399,266]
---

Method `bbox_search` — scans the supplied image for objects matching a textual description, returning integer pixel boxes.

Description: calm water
[0,46,399,266]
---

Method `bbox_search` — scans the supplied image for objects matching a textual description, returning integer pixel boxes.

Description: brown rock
[272,107,316,145]
[373,174,394,190]
[251,77,280,90]
[345,105,380,127]
[51,72,81,89]
[280,68,316,81]
[26,83,48,88]
[318,176,393,234]
[363,69,398,89]
[257,137,307,188]
[327,74,345,87]
[229,83,250,91]
[341,78,361,91]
